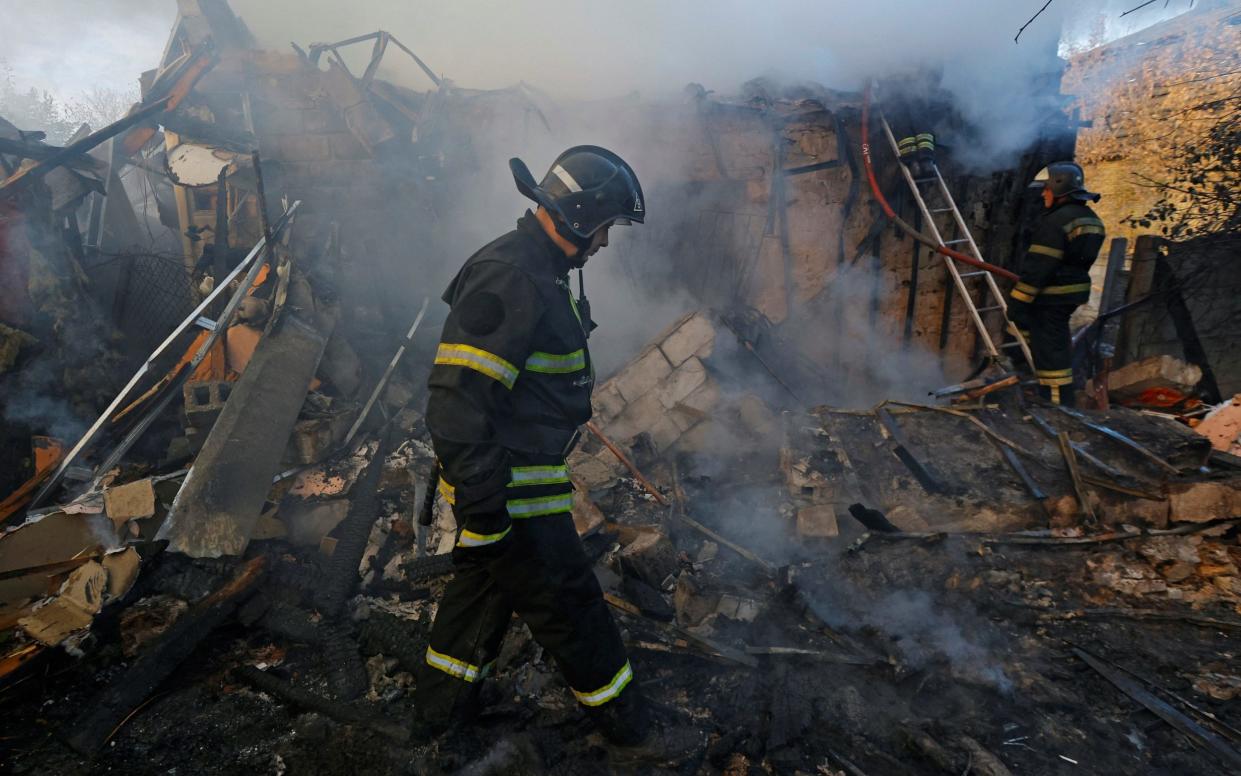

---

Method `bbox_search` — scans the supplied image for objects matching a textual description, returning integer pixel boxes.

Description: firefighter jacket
[427,210,593,520]
[1010,201,1106,308]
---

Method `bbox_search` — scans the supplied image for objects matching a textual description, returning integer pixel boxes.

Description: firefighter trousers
[1021,303,1076,405]
[415,457,632,726]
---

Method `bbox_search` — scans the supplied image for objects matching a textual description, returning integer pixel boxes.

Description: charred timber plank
[1057,431,1097,522]
[235,666,409,743]
[159,315,330,557]
[65,557,265,754]
[1053,406,1179,476]
[875,408,952,495]
[1073,647,1241,772]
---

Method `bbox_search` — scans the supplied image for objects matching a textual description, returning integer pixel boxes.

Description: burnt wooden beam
[66,557,266,754]
[1073,647,1241,773]
[875,408,952,494]
[1057,431,1097,522]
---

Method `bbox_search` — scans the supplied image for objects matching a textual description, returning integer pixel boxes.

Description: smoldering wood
[1073,647,1241,772]
[65,557,266,754]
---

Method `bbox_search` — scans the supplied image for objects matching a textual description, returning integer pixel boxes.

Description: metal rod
[29,202,302,508]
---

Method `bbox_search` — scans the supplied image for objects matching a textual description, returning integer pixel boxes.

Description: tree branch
[1015,0,1055,44]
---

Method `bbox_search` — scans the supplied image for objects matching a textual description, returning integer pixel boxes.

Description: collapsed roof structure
[2,1,1239,774]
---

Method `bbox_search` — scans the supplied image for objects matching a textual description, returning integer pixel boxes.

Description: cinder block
[592,382,627,424]
[677,380,721,417]
[184,380,233,429]
[655,357,708,410]
[796,504,839,538]
[604,391,664,444]
[648,416,683,452]
[568,451,617,490]
[659,313,717,367]
[1168,480,1241,523]
[612,346,672,403]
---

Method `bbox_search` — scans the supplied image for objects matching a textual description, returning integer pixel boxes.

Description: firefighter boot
[592,687,706,767]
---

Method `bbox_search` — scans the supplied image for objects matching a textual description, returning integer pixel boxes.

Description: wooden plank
[1074,647,1241,772]
[875,408,952,494]
[1057,431,1096,522]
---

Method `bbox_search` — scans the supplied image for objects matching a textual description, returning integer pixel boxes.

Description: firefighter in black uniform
[1007,161,1105,406]
[413,146,695,761]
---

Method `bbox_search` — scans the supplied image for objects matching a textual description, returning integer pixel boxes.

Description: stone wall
[1063,0,1241,244]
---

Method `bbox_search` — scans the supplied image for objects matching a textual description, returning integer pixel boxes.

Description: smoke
[805,579,1013,691]
[225,0,1081,169]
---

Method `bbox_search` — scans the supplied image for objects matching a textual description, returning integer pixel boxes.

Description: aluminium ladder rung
[959,271,987,279]
[976,305,1003,313]
[876,105,1036,373]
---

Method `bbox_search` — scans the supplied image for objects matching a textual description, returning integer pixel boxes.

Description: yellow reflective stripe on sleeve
[1042,283,1091,295]
[506,493,574,518]
[438,477,456,505]
[525,350,586,374]
[508,464,570,487]
[1067,225,1105,240]
[573,661,634,707]
[1028,244,1064,259]
[425,647,491,683]
[1010,288,1037,303]
[456,525,511,548]
[1015,282,1039,294]
[1061,217,1104,235]
[434,343,519,389]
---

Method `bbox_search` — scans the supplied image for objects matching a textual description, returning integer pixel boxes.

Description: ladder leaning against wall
[876,113,1037,374]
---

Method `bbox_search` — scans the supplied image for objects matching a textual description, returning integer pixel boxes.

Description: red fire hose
[860,85,1019,283]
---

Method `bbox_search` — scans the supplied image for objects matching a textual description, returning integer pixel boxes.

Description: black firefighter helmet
[509,146,645,247]
[1030,161,1101,203]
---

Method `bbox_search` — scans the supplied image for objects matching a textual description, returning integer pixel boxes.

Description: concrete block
[568,450,619,490]
[183,380,233,430]
[605,391,665,444]
[1109,355,1202,402]
[612,346,673,403]
[796,504,840,538]
[649,416,683,452]
[103,479,156,526]
[571,484,606,537]
[659,312,717,367]
[1168,480,1241,524]
[591,381,627,424]
[655,357,708,410]
[677,379,722,417]
[159,315,330,557]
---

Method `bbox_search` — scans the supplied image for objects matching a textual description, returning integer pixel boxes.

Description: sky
[2,0,1198,103]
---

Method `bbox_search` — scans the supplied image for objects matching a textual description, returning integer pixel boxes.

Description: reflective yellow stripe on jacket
[525,350,586,374]
[1010,281,1040,303]
[573,660,634,707]
[1062,217,1105,241]
[1028,244,1064,259]
[425,646,492,683]
[435,343,519,389]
